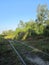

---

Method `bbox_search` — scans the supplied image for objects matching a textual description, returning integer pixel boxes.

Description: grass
[0,40,23,65]
[23,39,49,54]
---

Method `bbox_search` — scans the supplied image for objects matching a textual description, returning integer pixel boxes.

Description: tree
[18,20,25,29]
[36,4,49,24]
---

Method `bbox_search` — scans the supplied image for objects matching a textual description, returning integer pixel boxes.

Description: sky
[0,0,49,33]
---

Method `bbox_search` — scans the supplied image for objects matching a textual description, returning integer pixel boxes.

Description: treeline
[2,4,49,40]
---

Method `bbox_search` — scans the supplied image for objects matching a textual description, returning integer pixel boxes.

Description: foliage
[36,4,49,24]
[1,4,49,40]
[43,25,49,36]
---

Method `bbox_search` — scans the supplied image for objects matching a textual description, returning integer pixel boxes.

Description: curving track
[8,40,49,65]
[8,40,26,65]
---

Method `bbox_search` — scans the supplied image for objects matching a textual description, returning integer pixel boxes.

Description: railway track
[1,40,49,65]
[8,40,35,65]
[8,40,26,65]
[8,40,49,65]
[0,41,25,65]
[14,40,49,57]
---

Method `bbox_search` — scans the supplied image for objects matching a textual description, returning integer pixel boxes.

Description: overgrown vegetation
[2,4,49,40]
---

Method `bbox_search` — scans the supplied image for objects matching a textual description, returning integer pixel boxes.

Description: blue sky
[0,0,49,33]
